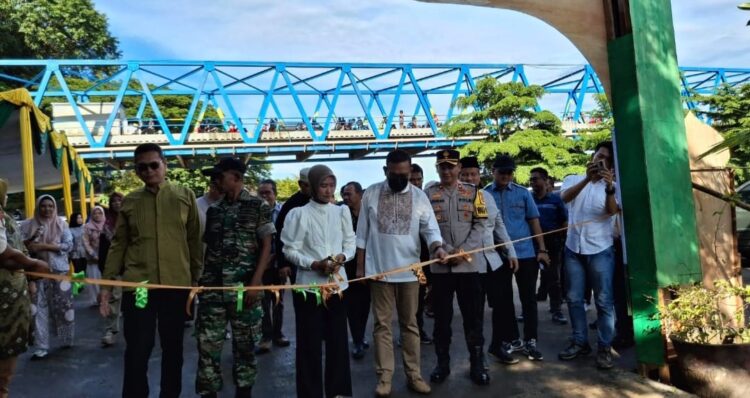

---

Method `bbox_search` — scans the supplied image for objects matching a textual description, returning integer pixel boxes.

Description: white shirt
[477,190,517,273]
[0,220,7,254]
[561,175,616,255]
[356,181,443,283]
[281,201,356,291]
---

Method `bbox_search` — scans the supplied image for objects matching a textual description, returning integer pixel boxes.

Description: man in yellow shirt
[100,143,203,398]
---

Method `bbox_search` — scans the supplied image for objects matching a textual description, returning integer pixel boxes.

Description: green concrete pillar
[606,0,702,365]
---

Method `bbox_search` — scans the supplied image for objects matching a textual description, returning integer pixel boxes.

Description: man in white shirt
[557,141,619,370]
[197,170,224,234]
[355,150,446,397]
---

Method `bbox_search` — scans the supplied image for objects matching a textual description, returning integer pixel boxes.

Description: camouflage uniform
[196,189,276,395]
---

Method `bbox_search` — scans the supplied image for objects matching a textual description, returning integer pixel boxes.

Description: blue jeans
[564,246,615,350]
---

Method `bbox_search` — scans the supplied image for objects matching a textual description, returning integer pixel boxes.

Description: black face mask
[387,173,409,192]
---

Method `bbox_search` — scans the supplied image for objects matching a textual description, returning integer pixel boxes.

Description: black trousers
[415,266,432,334]
[343,281,370,345]
[431,273,484,355]
[121,289,188,398]
[260,268,285,340]
[537,235,564,313]
[293,292,352,398]
[494,257,540,344]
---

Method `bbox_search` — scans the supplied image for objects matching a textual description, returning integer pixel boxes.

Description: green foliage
[446,78,591,183]
[657,280,750,344]
[442,79,545,140]
[275,177,300,202]
[695,84,750,183]
[0,0,120,60]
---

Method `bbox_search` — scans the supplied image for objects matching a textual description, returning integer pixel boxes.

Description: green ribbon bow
[71,271,86,297]
[293,285,322,306]
[236,283,245,312]
[135,281,149,309]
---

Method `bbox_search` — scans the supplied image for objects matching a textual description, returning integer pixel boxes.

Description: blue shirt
[533,192,568,232]
[485,182,540,259]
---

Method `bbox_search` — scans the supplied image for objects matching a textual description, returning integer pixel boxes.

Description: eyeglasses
[135,161,161,173]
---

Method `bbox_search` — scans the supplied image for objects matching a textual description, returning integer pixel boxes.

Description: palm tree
[741,3,750,26]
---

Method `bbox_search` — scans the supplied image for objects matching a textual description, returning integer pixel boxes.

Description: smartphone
[595,159,607,172]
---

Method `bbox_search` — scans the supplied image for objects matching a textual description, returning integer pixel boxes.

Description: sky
[92,0,750,188]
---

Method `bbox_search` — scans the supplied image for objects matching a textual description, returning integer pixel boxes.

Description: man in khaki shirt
[100,143,202,398]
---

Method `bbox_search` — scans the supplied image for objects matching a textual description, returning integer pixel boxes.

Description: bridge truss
[0,60,747,163]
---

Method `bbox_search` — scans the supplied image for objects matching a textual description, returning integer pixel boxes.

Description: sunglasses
[135,161,161,173]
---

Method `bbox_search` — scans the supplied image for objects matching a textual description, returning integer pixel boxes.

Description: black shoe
[352,344,365,360]
[596,348,614,370]
[558,342,592,360]
[273,336,290,347]
[489,346,519,365]
[430,365,450,383]
[508,339,524,353]
[420,332,433,345]
[469,346,490,385]
[523,339,543,361]
[552,312,568,325]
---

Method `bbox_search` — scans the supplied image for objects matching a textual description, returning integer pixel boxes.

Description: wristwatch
[538,249,549,254]
[605,186,616,195]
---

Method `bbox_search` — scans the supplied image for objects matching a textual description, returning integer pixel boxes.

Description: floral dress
[0,214,31,358]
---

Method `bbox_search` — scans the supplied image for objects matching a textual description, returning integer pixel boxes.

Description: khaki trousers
[0,356,17,398]
[370,281,421,382]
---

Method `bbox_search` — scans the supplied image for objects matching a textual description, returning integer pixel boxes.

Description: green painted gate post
[606,0,702,366]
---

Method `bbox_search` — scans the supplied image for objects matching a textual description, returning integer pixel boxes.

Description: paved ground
[10,278,703,398]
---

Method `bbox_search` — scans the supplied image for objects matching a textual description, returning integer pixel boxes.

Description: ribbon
[186,287,202,317]
[135,281,149,309]
[236,283,245,312]
[71,271,86,296]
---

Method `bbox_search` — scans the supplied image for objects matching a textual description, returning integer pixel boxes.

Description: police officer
[196,158,276,398]
[424,149,490,385]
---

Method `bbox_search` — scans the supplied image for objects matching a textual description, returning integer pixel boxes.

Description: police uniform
[423,149,490,385]
[196,158,276,397]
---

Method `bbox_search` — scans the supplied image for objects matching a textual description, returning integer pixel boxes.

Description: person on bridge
[99,143,203,398]
[484,155,549,363]
[355,149,445,396]
[196,157,275,398]
[281,164,355,398]
[424,149,490,386]
[557,141,619,370]
[21,195,75,360]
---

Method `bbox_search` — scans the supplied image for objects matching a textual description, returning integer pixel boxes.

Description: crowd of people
[0,140,634,398]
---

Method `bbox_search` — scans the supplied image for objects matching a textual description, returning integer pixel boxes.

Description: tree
[575,93,614,152]
[0,0,120,60]
[696,84,750,183]
[275,177,300,202]
[443,78,590,183]
[741,3,750,26]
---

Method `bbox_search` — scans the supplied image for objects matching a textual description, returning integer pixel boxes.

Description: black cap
[435,149,460,165]
[492,155,516,171]
[204,157,247,177]
[460,156,480,169]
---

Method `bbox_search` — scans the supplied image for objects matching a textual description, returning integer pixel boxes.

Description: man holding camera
[557,141,620,370]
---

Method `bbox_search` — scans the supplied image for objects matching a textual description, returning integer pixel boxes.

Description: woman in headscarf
[0,180,49,397]
[68,212,86,275]
[82,206,106,305]
[21,195,74,360]
[281,164,356,398]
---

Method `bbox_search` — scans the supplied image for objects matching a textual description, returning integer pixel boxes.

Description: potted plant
[658,280,750,397]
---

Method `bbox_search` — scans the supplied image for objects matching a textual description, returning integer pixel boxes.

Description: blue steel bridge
[0,60,747,164]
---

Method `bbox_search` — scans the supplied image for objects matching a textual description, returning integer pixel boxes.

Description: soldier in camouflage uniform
[196,158,276,398]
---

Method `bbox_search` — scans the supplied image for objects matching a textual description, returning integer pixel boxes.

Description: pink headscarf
[21,194,66,246]
[83,206,107,249]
